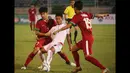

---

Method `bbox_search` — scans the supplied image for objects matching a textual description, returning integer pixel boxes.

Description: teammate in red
[28,4,36,31]
[54,1,109,73]
[21,7,74,70]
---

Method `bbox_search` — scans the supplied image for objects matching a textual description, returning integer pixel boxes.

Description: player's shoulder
[66,6,71,9]
[83,12,93,16]
[37,18,43,22]
[80,12,93,18]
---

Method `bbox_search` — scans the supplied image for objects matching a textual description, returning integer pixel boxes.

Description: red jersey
[70,12,94,40]
[28,8,36,21]
[36,19,56,38]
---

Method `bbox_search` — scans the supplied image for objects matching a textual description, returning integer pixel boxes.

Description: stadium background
[15,0,116,73]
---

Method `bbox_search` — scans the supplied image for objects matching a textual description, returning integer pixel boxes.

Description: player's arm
[54,15,78,35]
[35,31,51,36]
[94,14,109,17]
[53,23,72,35]
[66,29,72,51]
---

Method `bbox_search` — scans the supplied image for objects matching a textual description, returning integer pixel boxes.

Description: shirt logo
[81,14,88,17]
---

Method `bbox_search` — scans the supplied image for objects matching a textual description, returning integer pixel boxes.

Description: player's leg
[74,26,78,43]
[37,50,46,69]
[83,40,109,73]
[45,47,55,72]
[45,43,64,72]
[39,42,54,71]
[38,48,48,70]
[21,40,45,69]
[71,42,82,73]
[21,47,39,69]
[57,51,70,64]
[32,21,35,31]
[30,21,33,31]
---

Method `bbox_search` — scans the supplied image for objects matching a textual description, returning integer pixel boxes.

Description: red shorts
[34,38,52,49]
[76,38,94,55]
[29,16,35,22]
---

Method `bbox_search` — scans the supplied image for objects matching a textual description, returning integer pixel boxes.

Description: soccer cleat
[40,66,48,71]
[102,68,109,73]
[21,66,27,70]
[66,62,76,67]
[70,62,76,67]
[71,67,82,73]
[44,63,50,72]
[38,65,43,69]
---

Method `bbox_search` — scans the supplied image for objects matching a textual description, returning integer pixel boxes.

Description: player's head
[30,3,35,8]
[74,1,83,14]
[39,7,48,20]
[55,13,63,25]
[70,0,75,7]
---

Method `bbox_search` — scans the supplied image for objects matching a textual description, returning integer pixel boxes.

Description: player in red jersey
[53,1,109,73]
[21,7,74,70]
[28,4,36,31]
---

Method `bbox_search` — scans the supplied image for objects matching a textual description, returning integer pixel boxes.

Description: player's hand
[35,31,40,35]
[36,37,39,41]
[53,30,59,35]
[69,44,73,51]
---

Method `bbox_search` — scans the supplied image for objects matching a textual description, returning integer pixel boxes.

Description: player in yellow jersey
[64,0,78,45]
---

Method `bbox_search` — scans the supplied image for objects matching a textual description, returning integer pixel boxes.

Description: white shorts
[43,42,63,54]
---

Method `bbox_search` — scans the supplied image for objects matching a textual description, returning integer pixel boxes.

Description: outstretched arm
[53,24,72,35]
[35,31,51,37]
[94,14,109,17]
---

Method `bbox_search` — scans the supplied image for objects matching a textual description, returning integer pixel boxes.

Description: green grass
[15,24,115,73]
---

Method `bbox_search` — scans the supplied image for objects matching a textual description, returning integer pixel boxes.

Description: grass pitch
[15,24,115,73]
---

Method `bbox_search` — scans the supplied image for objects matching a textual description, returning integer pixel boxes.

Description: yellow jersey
[64,6,75,19]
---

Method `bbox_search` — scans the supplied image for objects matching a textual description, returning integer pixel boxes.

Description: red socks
[58,52,70,63]
[24,52,36,67]
[72,51,80,67]
[85,55,106,69]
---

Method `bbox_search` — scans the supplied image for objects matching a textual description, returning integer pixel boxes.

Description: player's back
[71,12,93,40]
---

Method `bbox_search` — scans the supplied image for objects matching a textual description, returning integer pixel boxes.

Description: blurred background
[14,0,116,24]
[15,0,115,14]
[15,1,116,73]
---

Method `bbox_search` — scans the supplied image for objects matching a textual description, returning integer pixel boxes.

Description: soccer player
[28,4,36,31]
[35,13,75,72]
[21,7,75,70]
[64,0,78,44]
[53,1,109,73]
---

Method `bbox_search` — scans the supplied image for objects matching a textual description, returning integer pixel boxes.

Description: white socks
[46,50,53,65]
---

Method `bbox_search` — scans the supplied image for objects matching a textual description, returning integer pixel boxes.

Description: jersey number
[83,18,92,29]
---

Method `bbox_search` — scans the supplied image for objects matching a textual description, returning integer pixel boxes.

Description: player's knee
[57,51,62,54]
[85,55,91,61]
[50,47,55,53]
[40,48,47,53]
[33,48,39,54]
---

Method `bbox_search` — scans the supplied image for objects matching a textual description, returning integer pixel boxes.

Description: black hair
[55,13,63,18]
[47,19,55,29]
[39,7,48,13]
[30,3,35,6]
[74,1,83,10]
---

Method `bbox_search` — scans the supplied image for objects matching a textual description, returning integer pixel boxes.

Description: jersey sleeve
[35,21,40,31]
[48,27,55,34]
[69,15,79,26]
[87,13,94,19]
[64,7,69,14]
